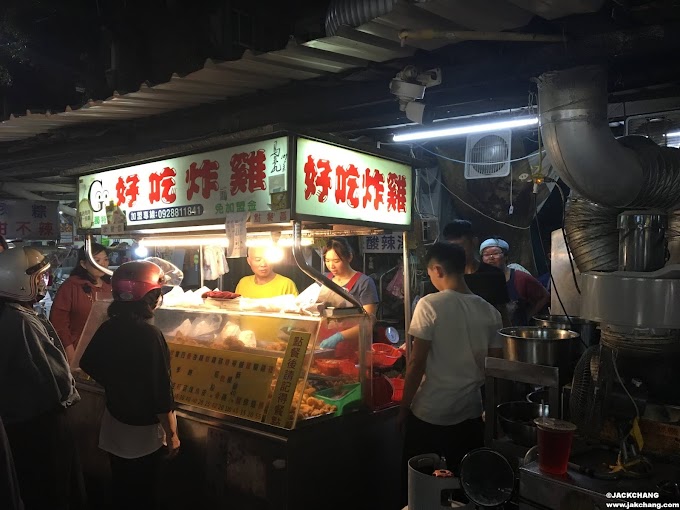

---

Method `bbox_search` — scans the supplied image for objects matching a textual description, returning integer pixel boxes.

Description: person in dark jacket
[0,244,85,510]
[440,220,511,326]
[80,260,179,510]
[0,416,24,510]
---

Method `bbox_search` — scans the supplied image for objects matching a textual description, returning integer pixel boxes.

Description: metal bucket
[618,210,667,272]
[499,327,580,366]
[532,315,600,347]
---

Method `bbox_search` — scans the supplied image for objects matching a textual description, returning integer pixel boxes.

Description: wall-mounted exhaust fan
[464,130,512,180]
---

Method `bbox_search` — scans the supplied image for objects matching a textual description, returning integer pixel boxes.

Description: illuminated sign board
[78,137,288,229]
[294,138,412,229]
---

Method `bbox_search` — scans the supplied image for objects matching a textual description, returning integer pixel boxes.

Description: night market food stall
[70,127,414,510]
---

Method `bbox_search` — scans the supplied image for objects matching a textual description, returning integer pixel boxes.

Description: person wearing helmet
[0,244,86,510]
[50,243,113,362]
[80,260,179,510]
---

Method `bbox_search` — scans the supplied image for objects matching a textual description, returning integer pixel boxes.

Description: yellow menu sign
[168,343,276,422]
[264,331,311,428]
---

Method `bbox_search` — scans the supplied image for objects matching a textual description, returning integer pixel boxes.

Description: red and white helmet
[112,260,165,302]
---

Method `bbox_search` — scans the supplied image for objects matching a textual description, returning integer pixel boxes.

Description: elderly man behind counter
[235,247,298,298]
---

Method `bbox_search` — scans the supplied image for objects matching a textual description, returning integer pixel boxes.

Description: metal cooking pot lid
[459,448,514,507]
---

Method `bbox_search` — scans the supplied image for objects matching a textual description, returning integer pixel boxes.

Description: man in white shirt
[399,242,503,504]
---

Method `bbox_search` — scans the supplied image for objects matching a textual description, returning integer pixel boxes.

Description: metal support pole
[85,234,113,276]
[402,231,412,359]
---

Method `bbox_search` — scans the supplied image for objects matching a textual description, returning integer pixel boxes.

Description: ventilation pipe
[536,65,680,209]
[58,204,77,217]
[0,183,56,202]
[325,0,397,36]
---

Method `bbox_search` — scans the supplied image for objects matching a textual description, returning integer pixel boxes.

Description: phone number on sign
[128,205,204,222]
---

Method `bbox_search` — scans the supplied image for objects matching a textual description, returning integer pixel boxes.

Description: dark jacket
[80,317,174,426]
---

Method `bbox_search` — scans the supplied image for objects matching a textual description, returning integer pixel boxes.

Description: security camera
[389,79,426,104]
[405,101,435,124]
[390,66,441,123]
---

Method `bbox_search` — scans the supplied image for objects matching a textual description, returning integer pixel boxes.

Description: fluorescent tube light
[277,237,313,247]
[393,117,539,142]
[246,236,313,247]
[140,236,229,247]
[246,237,274,248]
[135,224,226,235]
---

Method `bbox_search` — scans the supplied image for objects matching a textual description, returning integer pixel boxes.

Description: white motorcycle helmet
[0,244,50,301]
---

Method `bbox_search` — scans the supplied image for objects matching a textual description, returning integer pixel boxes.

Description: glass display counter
[154,304,370,429]
[70,300,403,510]
[73,299,378,428]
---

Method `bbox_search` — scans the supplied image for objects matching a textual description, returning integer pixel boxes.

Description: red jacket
[50,275,112,349]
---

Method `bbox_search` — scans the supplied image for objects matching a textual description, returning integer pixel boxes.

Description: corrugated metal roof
[0,0,600,143]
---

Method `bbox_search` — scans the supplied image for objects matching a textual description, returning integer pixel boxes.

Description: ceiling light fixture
[393,116,539,142]
[135,224,226,235]
[139,236,230,248]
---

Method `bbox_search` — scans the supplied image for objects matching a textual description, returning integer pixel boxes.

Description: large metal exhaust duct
[537,65,680,210]
[536,66,643,208]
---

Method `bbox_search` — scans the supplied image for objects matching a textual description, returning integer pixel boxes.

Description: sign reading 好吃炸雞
[77,136,288,228]
[294,137,412,228]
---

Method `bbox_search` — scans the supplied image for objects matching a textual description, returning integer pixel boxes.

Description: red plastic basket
[339,359,359,377]
[370,343,402,368]
[389,377,405,402]
[315,359,343,376]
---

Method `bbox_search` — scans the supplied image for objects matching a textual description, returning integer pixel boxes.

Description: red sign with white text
[294,138,412,228]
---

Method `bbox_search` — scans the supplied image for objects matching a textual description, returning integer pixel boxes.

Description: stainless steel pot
[499,327,580,366]
[496,401,550,447]
[618,210,667,272]
[532,315,600,347]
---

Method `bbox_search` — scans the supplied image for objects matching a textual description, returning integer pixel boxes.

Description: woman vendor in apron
[317,238,379,359]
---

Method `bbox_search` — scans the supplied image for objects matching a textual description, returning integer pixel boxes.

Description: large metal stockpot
[499,327,580,366]
[532,315,600,347]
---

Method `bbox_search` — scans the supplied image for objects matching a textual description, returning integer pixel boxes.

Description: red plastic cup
[534,417,577,475]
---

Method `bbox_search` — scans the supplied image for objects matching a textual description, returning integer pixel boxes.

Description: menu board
[168,343,276,421]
